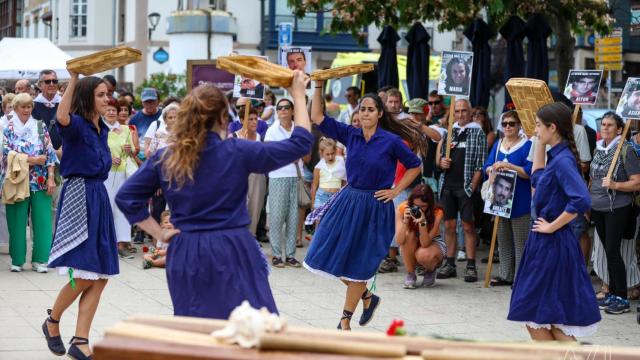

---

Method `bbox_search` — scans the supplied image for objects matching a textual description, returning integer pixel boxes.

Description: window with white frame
[70,0,87,38]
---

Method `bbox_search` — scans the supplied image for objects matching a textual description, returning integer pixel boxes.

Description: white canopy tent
[0,38,71,80]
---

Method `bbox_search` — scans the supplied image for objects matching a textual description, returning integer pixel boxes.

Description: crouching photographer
[396,184,447,289]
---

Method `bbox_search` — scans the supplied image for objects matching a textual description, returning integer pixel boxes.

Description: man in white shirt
[337,86,360,125]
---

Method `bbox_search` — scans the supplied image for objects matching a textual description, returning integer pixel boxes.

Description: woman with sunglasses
[483,111,532,287]
[264,98,306,268]
[305,80,423,331]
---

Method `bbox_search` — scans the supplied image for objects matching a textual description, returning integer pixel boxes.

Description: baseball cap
[141,88,158,102]
[407,98,428,114]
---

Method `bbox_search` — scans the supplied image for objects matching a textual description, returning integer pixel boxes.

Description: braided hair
[359,93,426,156]
[536,102,580,167]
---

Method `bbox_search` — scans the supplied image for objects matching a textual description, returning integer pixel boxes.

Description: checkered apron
[48,178,89,264]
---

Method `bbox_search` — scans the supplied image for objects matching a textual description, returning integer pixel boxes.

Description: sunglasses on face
[501,121,518,128]
[277,105,292,111]
[428,101,441,106]
[43,79,59,85]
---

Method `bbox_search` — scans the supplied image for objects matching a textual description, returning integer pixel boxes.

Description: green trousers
[7,190,53,266]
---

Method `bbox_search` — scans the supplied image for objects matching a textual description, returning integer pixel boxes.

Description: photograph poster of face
[232,55,268,100]
[280,46,312,74]
[563,69,603,105]
[437,50,473,97]
[616,77,640,120]
[484,169,517,219]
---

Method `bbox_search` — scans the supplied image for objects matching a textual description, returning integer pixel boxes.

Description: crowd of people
[2,67,640,357]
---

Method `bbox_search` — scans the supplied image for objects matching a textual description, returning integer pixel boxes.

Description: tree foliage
[290,0,615,88]
[290,0,613,36]
[135,72,186,105]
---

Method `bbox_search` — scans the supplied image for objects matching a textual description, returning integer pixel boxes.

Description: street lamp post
[148,12,161,40]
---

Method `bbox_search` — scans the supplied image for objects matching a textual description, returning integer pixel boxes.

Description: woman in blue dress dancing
[115,71,313,319]
[43,72,118,360]
[508,102,600,341]
[305,80,423,330]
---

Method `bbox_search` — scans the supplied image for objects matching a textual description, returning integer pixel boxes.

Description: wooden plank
[483,217,500,288]
[258,333,406,358]
[444,96,456,159]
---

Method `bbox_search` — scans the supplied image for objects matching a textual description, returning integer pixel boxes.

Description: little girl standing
[311,138,346,210]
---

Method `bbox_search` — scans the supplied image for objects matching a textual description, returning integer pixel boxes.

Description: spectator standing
[228,98,269,140]
[261,90,277,126]
[231,108,267,238]
[2,94,57,273]
[324,93,341,119]
[14,79,30,94]
[129,88,161,162]
[337,86,360,125]
[425,91,448,127]
[589,112,640,315]
[436,99,487,282]
[385,88,410,120]
[103,99,138,259]
[483,111,532,286]
[265,98,304,268]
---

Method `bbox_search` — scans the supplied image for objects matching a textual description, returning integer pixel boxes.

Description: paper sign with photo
[437,51,473,97]
[232,55,268,100]
[563,70,603,105]
[483,169,517,219]
[616,77,640,120]
[280,46,312,73]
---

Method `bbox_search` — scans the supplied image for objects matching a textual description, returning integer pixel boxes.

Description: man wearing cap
[407,98,444,195]
[130,88,162,161]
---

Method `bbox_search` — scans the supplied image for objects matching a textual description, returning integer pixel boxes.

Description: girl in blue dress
[508,102,600,341]
[115,71,313,319]
[305,80,423,330]
[43,72,117,360]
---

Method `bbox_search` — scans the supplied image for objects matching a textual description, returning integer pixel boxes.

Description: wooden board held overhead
[66,47,142,76]
[505,78,555,137]
[217,55,294,88]
[310,64,375,82]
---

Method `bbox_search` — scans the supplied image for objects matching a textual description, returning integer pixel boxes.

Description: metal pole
[607,70,612,110]
[259,0,265,56]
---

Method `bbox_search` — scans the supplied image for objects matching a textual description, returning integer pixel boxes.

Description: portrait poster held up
[483,169,517,219]
[563,70,603,105]
[437,50,473,97]
[438,50,473,159]
[279,46,312,73]
[232,55,268,100]
[616,77,640,120]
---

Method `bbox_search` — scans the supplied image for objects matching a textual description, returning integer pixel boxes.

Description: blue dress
[304,117,421,281]
[116,127,313,319]
[48,114,119,278]
[508,142,600,334]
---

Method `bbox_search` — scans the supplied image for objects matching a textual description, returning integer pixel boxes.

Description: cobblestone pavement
[0,243,639,359]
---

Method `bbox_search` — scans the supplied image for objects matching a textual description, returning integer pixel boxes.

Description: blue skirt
[48,180,119,276]
[166,227,277,319]
[304,186,394,281]
[508,226,601,327]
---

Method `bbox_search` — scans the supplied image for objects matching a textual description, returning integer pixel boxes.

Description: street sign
[595,37,622,46]
[278,23,293,47]
[595,45,623,54]
[597,62,624,71]
[153,47,169,64]
[596,53,623,62]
